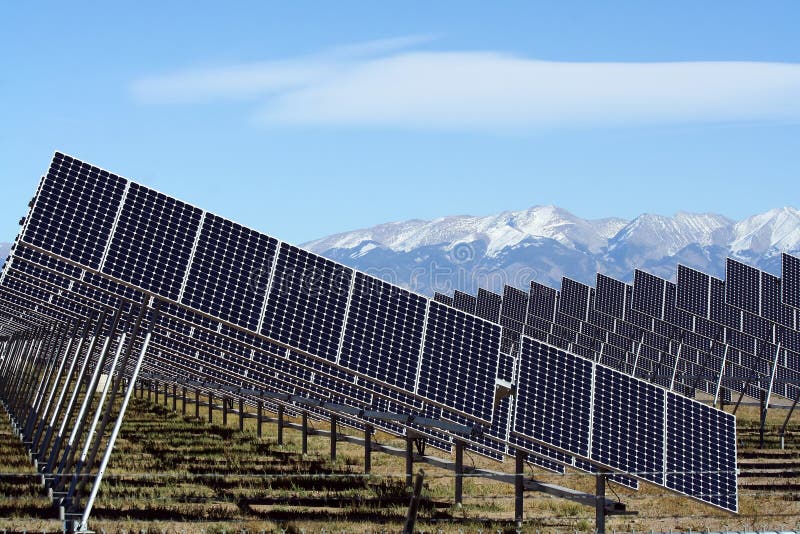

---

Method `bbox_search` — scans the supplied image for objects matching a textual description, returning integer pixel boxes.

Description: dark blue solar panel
[591,365,664,485]
[677,265,710,318]
[339,273,426,392]
[595,274,627,320]
[501,285,528,323]
[433,292,454,306]
[742,313,773,343]
[513,337,592,456]
[22,153,126,270]
[665,392,738,512]
[573,459,640,490]
[417,302,500,423]
[559,278,591,321]
[453,290,477,315]
[725,258,760,315]
[783,253,800,309]
[528,281,557,321]
[103,182,203,300]
[761,272,795,327]
[181,213,278,330]
[710,277,741,330]
[475,288,502,322]
[633,270,665,319]
[260,243,352,362]
[664,283,694,331]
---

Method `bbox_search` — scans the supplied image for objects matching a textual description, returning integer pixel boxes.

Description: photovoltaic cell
[632,270,666,319]
[475,288,502,322]
[103,182,203,300]
[591,366,664,485]
[339,273,426,392]
[260,243,352,362]
[710,277,741,330]
[665,392,738,512]
[417,301,500,423]
[559,278,591,321]
[595,274,627,320]
[725,258,760,315]
[677,265,710,318]
[23,152,126,269]
[513,337,592,457]
[783,253,800,309]
[527,281,557,321]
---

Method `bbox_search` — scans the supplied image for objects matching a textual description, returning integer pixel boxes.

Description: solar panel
[475,288,502,322]
[632,270,666,319]
[501,285,528,323]
[103,182,203,300]
[260,243,352,362]
[559,278,591,321]
[338,273,426,392]
[677,265,710,318]
[513,337,592,457]
[22,153,127,270]
[665,391,738,511]
[181,213,279,330]
[527,281,557,321]
[725,258,760,315]
[417,302,500,423]
[761,272,795,327]
[595,274,627,320]
[592,365,664,485]
[783,253,800,309]
[452,290,477,314]
[433,292,454,306]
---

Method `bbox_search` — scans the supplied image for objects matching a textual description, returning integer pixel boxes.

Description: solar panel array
[0,152,746,513]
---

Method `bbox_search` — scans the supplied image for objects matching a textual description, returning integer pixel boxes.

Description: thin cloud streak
[132,43,800,129]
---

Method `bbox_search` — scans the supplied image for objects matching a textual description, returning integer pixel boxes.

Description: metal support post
[222,395,228,426]
[301,411,308,454]
[195,388,200,419]
[596,472,607,534]
[364,424,373,474]
[276,404,283,445]
[257,400,263,437]
[515,449,525,528]
[238,398,244,432]
[172,383,177,412]
[208,391,213,423]
[181,386,187,415]
[406,435,414,488]
[154,380,159,404]
[455,440,464,505]
[330,414,337,462]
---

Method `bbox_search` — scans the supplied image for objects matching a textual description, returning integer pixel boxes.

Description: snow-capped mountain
[0,243,10,268]
[303,206,800,295]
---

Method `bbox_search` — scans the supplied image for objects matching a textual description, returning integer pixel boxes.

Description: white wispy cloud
[132,39,800,129]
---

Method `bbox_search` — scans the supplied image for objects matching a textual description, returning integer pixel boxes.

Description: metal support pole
[154,380,159,404]
[455,440,464,505]
[301,411,308,454]
[172,383,177,412]
[181,386,187,415]
[760,389,766,449]
[403,469,425,534]
[330,414,337,462]
[596,472,607,534]
[77,308,157,534]
[257,400,263,437]
[364,424,373,474]
[515,449,525,527]
[277,404,284,445]
[208,391,213,423]
[405,435,414,488]
[195,388,200,419]
[238,398,244,432]
[222,395,228,426]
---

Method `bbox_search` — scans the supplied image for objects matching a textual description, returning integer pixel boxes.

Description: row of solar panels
[0,152,737,511]
[436,254,800,407]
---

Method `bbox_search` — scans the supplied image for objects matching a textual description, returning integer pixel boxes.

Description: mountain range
[2,206,798,297]
[303,206,800,296]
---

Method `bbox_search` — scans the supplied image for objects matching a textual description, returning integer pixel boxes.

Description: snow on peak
[731,206,800,254]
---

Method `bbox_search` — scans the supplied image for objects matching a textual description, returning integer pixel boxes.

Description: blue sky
[2,1,799,245]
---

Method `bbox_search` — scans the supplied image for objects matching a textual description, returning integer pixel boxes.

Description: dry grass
[1,390,800,532]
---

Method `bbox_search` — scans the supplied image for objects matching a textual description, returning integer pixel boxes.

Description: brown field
[1,392,800,533]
